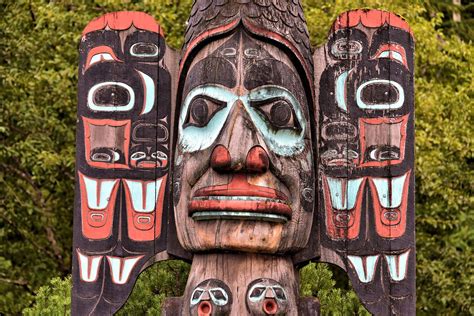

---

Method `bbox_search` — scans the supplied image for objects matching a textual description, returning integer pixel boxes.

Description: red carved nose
[246,145,269,173]
[210,144,231,171]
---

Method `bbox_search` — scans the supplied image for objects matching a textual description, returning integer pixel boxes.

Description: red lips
[188,174,291,219]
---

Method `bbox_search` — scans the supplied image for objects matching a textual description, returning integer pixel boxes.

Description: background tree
[1,0,472,314]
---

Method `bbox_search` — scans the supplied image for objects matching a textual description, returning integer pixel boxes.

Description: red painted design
[210,145,232,171]
[123,176,167,241]
[190,174,291,218]
[84,46,122,72]
[322,175,366,240]
[82,117,131,169]
[359,114,408,167]
[246,145,269,173]
[78,172,120,240]
[372,43,408,68]
[368,171,410,238]
[82,11,162,36]
[332,9,413,36]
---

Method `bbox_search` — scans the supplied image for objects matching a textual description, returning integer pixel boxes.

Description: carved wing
[314,10,415,315]
[72,12,181,315]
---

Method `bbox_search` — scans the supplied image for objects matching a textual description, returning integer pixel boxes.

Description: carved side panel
[72,12,177,315]
[315,10,415,315]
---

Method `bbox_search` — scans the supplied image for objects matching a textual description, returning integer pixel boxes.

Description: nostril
[246,145,269,173]
[210,144,231,171]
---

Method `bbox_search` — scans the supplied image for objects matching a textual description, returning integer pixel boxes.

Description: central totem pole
[72,1,415,315]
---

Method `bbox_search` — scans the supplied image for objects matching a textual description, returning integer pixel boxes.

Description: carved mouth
[188,175,291,223]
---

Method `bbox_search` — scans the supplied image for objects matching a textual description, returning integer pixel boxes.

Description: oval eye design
[151,151,167,160]
[209,288,229,306]
[356,79,404,110]
[185,97,225,127]
[130,42,159,57]
[190,288,205,305]
[249,287,266,300]
[88,82,135,112]
[331,38,363,59]
[254,99,298,130]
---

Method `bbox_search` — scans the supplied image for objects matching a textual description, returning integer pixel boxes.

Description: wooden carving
[72,3,415,315]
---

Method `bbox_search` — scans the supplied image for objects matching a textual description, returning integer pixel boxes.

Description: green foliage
[23,276,71,316]
[0,0,471,315]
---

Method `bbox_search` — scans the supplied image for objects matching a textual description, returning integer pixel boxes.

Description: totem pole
[72,2,415,315]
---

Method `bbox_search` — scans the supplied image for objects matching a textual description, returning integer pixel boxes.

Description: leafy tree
[0,0,471,315]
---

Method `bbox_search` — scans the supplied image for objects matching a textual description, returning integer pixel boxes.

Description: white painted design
[335,71,349,112]
[88,82,135,112]
[385,250,410,281]
[356,79,404,110]
[137,71,155,115]
[89,53,115,67]
[82,175,118,210]
[347,255,379,283]
[130,42,159,57]
[77,250,102,282]
[106,255,143,285]
[124,178,163,213]
[378,50,404,64]
[326,177,364,210]
[371,172,408,208]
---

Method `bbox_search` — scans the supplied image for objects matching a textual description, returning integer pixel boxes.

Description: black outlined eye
[253,98,299,130]
[130,42,159,57]
[250,287,266,298]
[185,96,225,127]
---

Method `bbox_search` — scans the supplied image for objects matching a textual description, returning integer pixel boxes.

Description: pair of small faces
[175,30,314,253]
[189,278,288,316]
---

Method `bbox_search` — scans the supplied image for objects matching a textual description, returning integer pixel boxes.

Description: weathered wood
[314,9,416,315]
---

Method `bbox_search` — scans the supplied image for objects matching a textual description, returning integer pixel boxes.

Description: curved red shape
[332,9,413,36]
[82,11,163,36]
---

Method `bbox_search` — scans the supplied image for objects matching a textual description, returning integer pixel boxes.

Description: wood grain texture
[314,9,416,315]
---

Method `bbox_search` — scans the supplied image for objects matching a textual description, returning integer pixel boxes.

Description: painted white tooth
[137,70,155,115]
[124,178,163,213]
[385,250,410,281]
[82,175,118,210]
[107,256,143,285]
[347,255,379,283]
[327,177,364,210]
[372,172,408,208]
[77,250,102,282]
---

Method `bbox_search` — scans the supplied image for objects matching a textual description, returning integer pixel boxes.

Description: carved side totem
[73,3,415,315]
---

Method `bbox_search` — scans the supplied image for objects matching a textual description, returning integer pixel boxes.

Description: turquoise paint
[83,176,118,209]
[347,255,379,283]
[87,82,135,112]
[327,177,364,210]
[384,250,410,281]
[356,79,404,110]
[124,178,163,213]
[179,84,306,156]
[335,71,349,112]
[137,71,155,115]
[372,172,408,208]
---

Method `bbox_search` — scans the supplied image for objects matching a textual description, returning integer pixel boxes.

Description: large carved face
[174,30,314,253]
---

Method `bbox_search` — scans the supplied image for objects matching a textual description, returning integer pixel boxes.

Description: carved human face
[174,30,314,253]
[189,279,232,316]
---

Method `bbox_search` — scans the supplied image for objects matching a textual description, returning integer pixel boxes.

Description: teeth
[137,71,155,115]
[385,250,410,281]
[77,250,102,283]
[82,175,119,210]
[106,255,143,285]
[123,178,163,213]
[371,172,408,208]
[326,177,364,210]
[347,255,379,283]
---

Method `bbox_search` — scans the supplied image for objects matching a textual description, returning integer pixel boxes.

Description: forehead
[183,30,304,95]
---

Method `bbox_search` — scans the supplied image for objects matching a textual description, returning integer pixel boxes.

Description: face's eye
[273,287,286,300]
[185,96,225,127]
[151,151,167,160]
[210,288,228,306]
[253,98,299,130]
[373,43,408,68]
[131,152,146,161]
[250,287,266,299]
[130,42,159,57]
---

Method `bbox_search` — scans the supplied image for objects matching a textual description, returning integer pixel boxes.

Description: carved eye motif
[254,99,299,130]
[130,42,159,57]
[185,96,225,127]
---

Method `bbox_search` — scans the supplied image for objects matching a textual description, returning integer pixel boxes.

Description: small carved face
[174,30,314,253]
[189,279,232,316]
[246,278,288,315]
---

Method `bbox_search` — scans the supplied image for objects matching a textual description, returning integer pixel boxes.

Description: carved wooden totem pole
[72,2,415,315]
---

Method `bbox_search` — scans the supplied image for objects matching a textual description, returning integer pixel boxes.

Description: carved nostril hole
[246,145,269,173]
[198,301,212,316]
[210,144,231,171]
[263,298,278,315]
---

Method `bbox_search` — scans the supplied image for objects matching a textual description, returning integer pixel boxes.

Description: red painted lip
[189,174,291,219]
